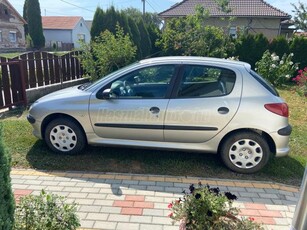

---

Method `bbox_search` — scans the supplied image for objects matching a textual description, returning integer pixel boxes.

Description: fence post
[291,166,307,230]
[19,60,28,106]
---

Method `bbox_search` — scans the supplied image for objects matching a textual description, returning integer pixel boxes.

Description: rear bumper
[273,125,292,157]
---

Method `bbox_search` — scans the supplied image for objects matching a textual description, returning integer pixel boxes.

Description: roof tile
[159,0,290,18]
[42,16,82,30]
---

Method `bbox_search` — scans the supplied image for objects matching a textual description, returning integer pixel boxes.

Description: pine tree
[91,7,105,39]
[23,0,29,35]
[27,0,45,49]
[127,16,141,58]
[137,19,151,58]
[0,123,15,230]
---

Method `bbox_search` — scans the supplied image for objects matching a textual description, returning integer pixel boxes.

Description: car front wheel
[45,118,86,155]
[220,131,271,174]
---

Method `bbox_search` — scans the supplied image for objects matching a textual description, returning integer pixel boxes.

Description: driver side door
[89,64,177,141]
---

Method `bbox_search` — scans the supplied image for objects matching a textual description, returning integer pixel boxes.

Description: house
[0,0,26,52]
[41,16,91,50]
[159,0,292,39]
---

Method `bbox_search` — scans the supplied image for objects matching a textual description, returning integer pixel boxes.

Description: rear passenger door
[164,64,241,143]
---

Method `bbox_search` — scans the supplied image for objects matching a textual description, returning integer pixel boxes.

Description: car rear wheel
[220,131,271,173]
[45,118,86,155]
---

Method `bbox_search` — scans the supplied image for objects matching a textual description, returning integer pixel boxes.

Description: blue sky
[8,0,298,20]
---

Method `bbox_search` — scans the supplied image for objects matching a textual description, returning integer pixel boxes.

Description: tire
[220,131,271,174]
[45,118,86,155]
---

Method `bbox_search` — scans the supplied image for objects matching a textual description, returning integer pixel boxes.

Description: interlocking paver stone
[11,169,299,230]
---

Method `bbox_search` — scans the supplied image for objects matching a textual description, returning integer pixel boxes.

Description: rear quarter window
[250,70,279,96]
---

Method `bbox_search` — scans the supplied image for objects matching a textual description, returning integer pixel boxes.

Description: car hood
[35,85,88,103]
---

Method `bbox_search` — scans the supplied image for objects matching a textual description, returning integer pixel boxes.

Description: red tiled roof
[42,16,82,30]
[159,0,290,19]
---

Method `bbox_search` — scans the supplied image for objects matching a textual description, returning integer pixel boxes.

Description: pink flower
[168,203,173,209]
[168,212,173,217]
[249,217,255,221]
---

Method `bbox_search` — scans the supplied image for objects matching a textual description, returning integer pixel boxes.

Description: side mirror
[102,88,112,99]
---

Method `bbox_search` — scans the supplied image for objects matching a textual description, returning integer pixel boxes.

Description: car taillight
[264,103,289,117]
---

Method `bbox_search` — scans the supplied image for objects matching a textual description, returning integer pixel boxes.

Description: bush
[293,67,307,97]
[14,190,80,230]
[290,36,307,70]
[168,183,263,230]
[269,36,290,57]
[255,50,298,87]
[0,122,15,230]
[78,25,136,81]
[235,33,269,69]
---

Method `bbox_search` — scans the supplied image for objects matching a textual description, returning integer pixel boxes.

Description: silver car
[27,56,292,173]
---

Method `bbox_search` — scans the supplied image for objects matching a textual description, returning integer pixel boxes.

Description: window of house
[229,27,237,39]
[77,34,85,42]
[9,31,17,42]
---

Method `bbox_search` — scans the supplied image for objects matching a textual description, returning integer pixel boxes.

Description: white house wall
[43,29,72,47]
[71,18,91,48]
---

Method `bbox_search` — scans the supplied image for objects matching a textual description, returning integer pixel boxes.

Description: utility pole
[141,0,145,16]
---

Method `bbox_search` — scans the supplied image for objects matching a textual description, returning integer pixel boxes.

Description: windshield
[80,62,140,91]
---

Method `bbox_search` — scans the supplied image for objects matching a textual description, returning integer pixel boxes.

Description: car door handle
[149,107,160,114]
[218,107,229,114]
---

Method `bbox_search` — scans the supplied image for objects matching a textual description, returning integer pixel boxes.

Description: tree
[291,1,307,31]
[26,0,45,49]
[136,19,151,58]
[23,0,29,35]
[78,25,136,81]
[91,7,105,39]
[0,123,15,230]
[157,6,231,57]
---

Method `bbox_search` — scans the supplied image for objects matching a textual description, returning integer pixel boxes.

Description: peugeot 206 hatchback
[27,57,292,173]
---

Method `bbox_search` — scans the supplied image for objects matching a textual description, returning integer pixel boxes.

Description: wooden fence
[0,51,83,110]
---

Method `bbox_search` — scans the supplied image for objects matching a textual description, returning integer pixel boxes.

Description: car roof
[139,56,251,70]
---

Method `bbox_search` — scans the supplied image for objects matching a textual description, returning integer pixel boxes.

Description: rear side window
[177,65,236,98]
[250,70,279,96]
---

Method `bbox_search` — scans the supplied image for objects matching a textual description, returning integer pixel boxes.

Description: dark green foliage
[290,36,307,69]
[0,123,15,230]
[127,17,141,58]
[104,6,117,34]
[26,0,45,49]
[91,7,105,39]
[137,19,151,58]
[235,33,269,69]
[23,0,28,35]
[269,36,290,57]
[147,23,162,57]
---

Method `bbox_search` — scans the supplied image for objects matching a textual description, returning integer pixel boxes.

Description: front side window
[177,65,236,98]
[9,32,16,42]
[102,65,176,99]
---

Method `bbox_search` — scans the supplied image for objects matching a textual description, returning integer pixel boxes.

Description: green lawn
[1,88,306,186]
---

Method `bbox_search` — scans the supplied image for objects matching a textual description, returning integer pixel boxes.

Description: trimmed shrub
[0,122,15,230]
[235,33,269,69]
[269,36,290,57]
[290,36,307,70]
